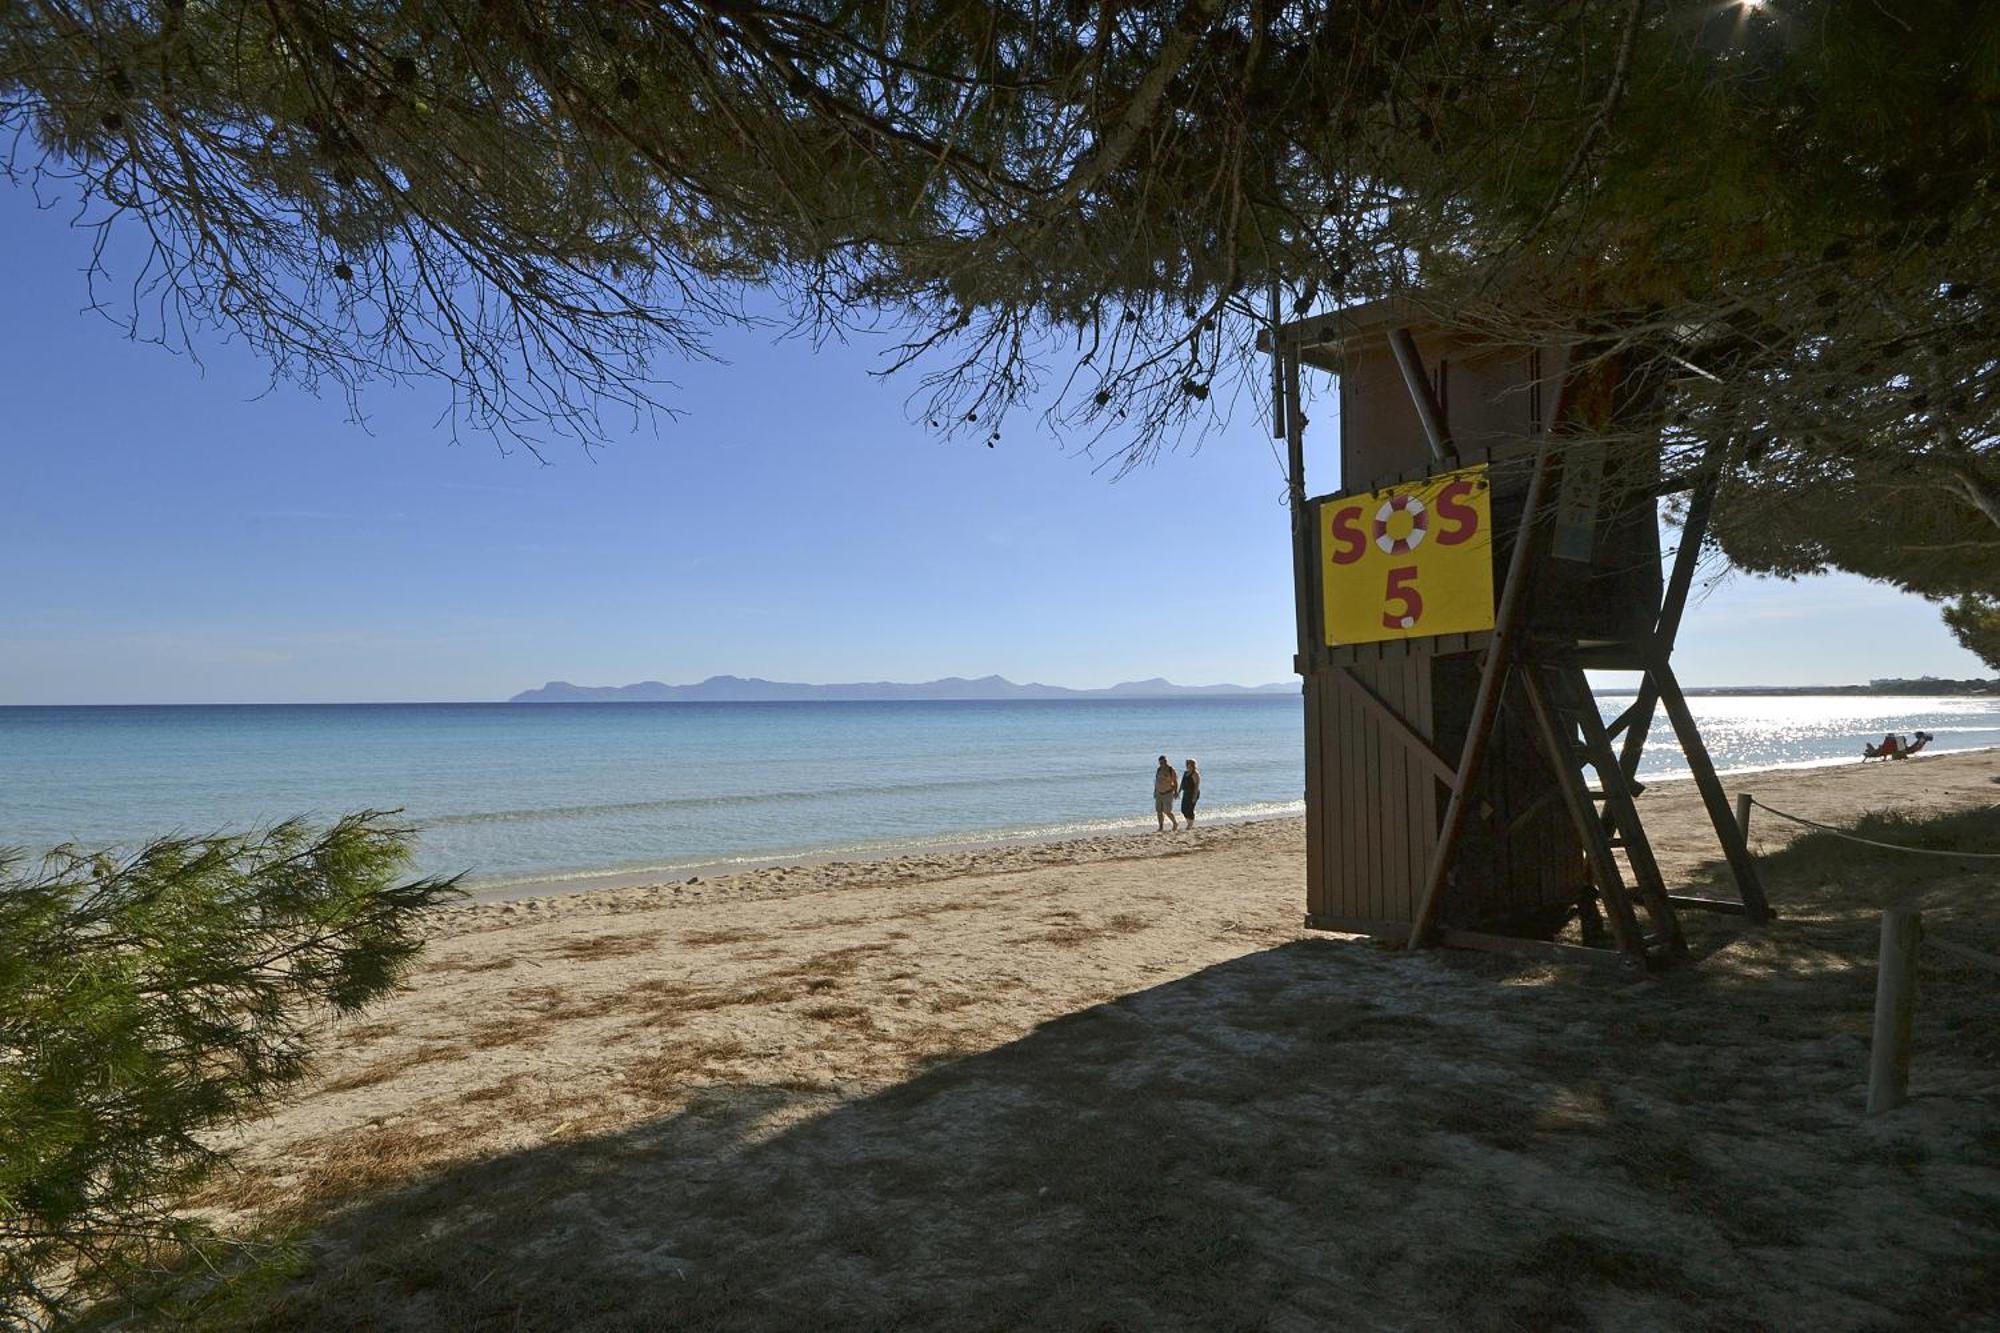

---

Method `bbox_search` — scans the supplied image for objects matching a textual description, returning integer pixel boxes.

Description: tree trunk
[1945,458,2000,531]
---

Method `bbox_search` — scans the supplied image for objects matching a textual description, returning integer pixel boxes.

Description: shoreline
[432,809,1307,936]
[451,743,1999,908]
[435,746,1998,931]
[455,798,1307,905]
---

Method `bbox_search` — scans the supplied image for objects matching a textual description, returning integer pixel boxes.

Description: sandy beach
[181,749,1999,1330]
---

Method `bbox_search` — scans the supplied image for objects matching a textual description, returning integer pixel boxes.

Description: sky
[0,187,1985,705]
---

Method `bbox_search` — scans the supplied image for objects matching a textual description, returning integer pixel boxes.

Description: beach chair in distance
[1863,731,1932,761]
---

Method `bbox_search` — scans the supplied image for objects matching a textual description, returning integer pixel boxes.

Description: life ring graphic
[1372,494,1428,554]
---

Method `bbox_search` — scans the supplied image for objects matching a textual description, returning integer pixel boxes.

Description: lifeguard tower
[1262,299,1769,968]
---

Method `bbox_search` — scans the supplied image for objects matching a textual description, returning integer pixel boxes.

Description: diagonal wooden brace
[1407,442,1555,948]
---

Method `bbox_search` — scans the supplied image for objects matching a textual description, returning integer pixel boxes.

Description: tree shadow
[1668,803,2000,1065]
[180,847,1999,1333]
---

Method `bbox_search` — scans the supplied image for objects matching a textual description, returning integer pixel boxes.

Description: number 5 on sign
[1319,464,1496,647]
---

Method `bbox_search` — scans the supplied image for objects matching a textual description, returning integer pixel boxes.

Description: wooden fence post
[1735,792,1752,839]
[1867,906,1923,1115]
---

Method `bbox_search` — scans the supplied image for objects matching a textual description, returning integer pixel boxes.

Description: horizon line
[5,679,1995,708]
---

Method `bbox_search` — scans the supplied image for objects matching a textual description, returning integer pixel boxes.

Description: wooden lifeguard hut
[1262,299,1770,968]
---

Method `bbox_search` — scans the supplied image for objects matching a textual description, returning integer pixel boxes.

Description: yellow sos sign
[1319,464,1495,646]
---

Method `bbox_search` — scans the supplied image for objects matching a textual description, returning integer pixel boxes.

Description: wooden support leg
[1616,464,1718,783]
[1614,681,1661,785]
[1577,892,1608,946]
[1649,655,1773,922]
[1407,444,1555,948]
[1282,349,1326,923]
[1517,667,1648,962]
[1283,348,1313,666]
[1563,667,1684,954]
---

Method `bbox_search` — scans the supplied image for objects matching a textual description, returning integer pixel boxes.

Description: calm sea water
[2,695,1995,893]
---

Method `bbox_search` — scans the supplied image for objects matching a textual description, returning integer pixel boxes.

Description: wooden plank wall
[1306,652,1582,936]
[1305,658,1438,927]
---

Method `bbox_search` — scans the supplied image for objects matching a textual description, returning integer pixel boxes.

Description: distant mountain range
[510,674,1299,703]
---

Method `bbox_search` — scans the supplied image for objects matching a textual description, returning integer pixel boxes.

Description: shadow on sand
[186,813,1999,1331]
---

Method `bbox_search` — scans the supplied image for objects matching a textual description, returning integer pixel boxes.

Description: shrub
[0,813,461,1325]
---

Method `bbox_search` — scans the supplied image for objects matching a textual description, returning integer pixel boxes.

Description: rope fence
[1863,909,1998,1116]
[1744,796,2000,860]
[1730,791,1998,1115]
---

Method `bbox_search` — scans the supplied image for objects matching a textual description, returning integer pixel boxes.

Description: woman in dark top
[1180,759,1201,826]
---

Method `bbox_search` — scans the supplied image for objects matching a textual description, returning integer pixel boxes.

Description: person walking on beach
[1180,758,1201,827]
[1153,755,1181,832]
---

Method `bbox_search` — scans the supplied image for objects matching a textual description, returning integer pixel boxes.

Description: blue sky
[0,187,1984,704]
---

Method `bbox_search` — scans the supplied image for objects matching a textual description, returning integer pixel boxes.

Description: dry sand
[182,750,1998,1331]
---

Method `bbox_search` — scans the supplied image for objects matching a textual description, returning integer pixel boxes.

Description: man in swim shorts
[1154,755,1181,832]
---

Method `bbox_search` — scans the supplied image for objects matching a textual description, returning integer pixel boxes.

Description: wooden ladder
[1517,661,1686,967]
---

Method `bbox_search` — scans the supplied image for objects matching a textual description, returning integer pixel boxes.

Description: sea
[2,694,1995,897]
